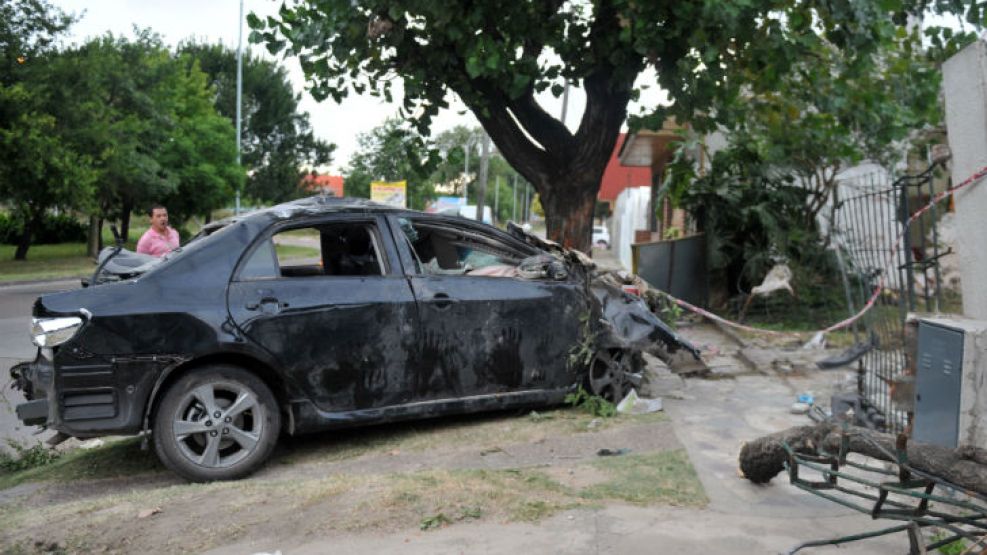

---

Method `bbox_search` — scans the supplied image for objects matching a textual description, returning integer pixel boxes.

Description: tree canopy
[43,31,243,242]
[0,0,255,259]
[251,0,981,251]
[0,0,73,87]
[0,0,335,260]
[345,117,438,210]
[178,42,335,204]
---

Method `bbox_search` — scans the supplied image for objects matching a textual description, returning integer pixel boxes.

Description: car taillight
[31,315,85,347]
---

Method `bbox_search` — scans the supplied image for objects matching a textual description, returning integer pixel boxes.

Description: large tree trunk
[13,211,41,261]
[451,14,638,254]
[739,422,987,496]
[540,176,599,252]
[120,199,133,244]
[87,215,101,258]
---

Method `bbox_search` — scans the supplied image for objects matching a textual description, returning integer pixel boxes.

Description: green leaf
[465,55,483,78]
[485,50,501,70]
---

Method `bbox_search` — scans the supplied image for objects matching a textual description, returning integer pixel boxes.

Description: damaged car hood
[504,222,701,361]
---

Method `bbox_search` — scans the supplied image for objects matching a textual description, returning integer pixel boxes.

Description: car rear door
[227,214,420,412]
[389,215,585,400]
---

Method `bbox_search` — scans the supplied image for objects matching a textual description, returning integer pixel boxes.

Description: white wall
[612,186,651,271]
[943,40,987,320]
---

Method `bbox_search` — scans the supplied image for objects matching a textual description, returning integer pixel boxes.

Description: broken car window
[398,218,524,277]
[270,222,385,278]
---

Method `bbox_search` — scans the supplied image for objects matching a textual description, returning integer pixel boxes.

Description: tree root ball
[737,422,987,497]
[739,440,787,484]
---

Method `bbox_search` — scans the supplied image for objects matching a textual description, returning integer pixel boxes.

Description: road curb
[0,276,84,289]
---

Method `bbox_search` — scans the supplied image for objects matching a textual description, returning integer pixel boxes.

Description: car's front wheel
[153,365,280,482]
[587,348,632,403]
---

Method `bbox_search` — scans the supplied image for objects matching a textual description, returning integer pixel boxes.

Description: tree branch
[451,78,551,187]
[503,89,573,156]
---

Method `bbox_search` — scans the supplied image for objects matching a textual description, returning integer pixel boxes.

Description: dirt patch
[543,465,611,489]
[0,409,697,554]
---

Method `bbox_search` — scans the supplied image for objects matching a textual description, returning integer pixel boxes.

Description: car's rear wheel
[153,365,280,482]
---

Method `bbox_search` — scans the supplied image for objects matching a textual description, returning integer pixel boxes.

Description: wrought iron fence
[829,163,947,434]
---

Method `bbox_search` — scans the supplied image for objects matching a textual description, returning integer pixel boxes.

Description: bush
[0,440,60,473]
[565,387,617,418]
[0,212,88,245]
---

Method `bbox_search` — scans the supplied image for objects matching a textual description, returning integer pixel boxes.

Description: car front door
[227,214,420,412]
[389,216,585,401]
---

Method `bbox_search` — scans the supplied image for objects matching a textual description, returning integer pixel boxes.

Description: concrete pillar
[943,40,987,319]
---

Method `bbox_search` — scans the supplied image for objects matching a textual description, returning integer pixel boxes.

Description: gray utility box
[912,317,987,449]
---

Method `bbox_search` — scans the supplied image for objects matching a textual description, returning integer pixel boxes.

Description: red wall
[302,174,344,197]
[598,133,651,202]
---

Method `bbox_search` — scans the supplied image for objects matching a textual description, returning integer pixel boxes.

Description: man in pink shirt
[136,204,180,257]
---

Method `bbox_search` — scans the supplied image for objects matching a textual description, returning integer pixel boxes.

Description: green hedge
[0,213,88,245]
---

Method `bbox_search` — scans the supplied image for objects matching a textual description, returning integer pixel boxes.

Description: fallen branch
[739,422,987,497]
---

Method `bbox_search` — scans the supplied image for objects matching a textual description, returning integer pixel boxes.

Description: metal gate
[829,163,947,434]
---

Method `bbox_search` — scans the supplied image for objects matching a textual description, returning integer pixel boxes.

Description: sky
[50,0,668,174]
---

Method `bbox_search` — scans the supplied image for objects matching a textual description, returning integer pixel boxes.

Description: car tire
[586,348,635,404]
[153,365,280,482]
[595,240,609,249]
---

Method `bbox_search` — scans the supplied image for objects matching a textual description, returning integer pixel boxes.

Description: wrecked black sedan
[12,196,695,481]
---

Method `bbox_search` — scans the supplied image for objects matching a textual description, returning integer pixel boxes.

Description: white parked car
[592,225,610,248]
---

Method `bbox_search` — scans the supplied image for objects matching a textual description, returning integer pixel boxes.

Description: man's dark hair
[148,204,166,217]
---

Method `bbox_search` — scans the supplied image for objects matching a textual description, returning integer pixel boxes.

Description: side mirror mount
[109,225,123,247]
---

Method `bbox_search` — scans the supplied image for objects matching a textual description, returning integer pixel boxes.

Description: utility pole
[494,175,500,224]
[512,174,518,222]
[234,0,244,215]
[463,142,470,201]
[475,134,490,222]
[523,181,530,223]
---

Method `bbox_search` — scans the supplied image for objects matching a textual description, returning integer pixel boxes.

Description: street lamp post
[235,0,244,215]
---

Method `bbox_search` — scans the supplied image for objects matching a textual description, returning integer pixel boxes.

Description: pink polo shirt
[136,227,180,257]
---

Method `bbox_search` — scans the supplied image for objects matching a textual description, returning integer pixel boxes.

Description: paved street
[0,279,80,447]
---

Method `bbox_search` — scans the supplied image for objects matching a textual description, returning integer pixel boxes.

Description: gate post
[943,40,987,319]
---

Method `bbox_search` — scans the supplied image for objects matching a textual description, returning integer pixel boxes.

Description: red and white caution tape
[660,164,987,339]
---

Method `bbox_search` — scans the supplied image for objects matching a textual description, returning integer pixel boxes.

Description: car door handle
[429,292,457,309]
[245,296,281,311]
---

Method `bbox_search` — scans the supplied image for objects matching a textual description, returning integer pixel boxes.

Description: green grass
[0,217,152,283]
[0,437,162,490]
[0,408,669,491]
[0,215,258,283]
[274,244,321,260]
[0,243,94,282]
[580,450,708,506]
[0,416,702,551]
[277,228,320,239]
